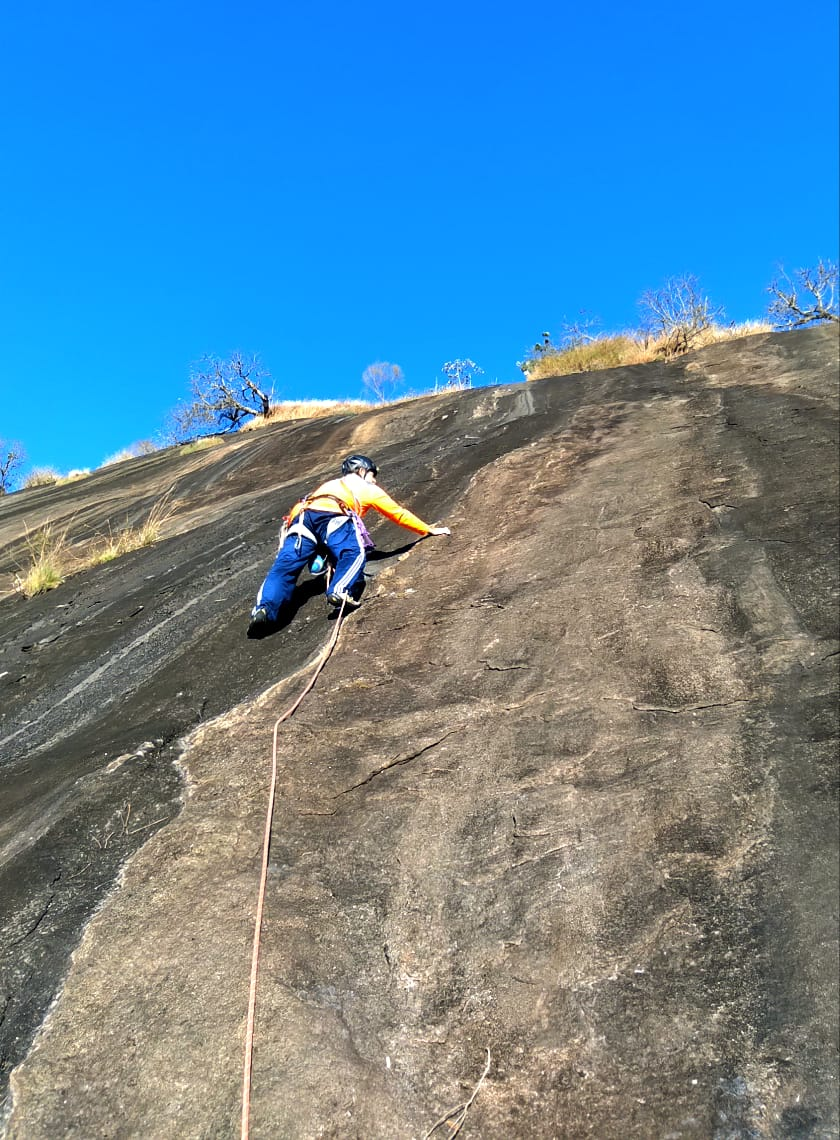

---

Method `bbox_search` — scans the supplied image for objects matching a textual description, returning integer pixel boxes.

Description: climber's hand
[428,526,451,537]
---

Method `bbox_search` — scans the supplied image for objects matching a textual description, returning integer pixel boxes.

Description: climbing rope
[241,598,347,1140]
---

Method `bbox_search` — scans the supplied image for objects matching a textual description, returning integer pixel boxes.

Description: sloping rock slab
[3,328,838,1138]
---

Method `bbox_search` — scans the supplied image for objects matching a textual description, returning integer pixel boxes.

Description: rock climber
[247,454,450,637]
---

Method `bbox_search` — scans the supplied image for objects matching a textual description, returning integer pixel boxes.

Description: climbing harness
[241,597,347,1140]
[279,480,375,571]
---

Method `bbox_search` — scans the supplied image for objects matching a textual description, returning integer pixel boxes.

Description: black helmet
[341,454,378,478]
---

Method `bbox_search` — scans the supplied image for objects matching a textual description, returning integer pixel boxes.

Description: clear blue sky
[2,0,838,476]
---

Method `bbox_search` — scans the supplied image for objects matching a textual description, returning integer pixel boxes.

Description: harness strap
[282,511,349,554]
[286,519,318,544]
[338,478,363,516]
[300,490,359,516]
[284,480,364,550]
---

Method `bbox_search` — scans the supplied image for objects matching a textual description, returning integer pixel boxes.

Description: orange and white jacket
[288,472,432,535]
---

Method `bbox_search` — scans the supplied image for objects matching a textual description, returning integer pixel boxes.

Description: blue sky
[2,0,838,476]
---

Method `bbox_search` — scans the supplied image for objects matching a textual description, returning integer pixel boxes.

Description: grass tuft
[525,334,646,379]
[14,493,178,596]
[241,399,372,430]
[14,522,71,596]
[180,436,225,455]
[90,493,176,565]
[100,441,159,468]
[23,468,61,489]
[132,494,176,546]
[56,469,91,485]
[21,467,92,492]
[524,322,775,380]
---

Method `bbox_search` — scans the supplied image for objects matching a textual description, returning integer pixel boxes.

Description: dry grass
[528,335,642,378]
[717,319,774,338]
[525,334,649,379]
[649,319,774,357]
[241,399,372,430]
[90,494,176,565]
[100,441,158,467]
[22,467,61,489]
[525,321,774,380]
[56,469,91,485]
[14,494,177,595]
[179,436,225,455]
[21,468,91,492]
[14,522,73,596]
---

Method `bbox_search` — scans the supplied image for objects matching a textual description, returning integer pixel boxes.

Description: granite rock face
[1,328,837,1138]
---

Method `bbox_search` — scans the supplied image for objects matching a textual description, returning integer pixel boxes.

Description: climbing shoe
[247,607,271,639]
[326,591,361,610]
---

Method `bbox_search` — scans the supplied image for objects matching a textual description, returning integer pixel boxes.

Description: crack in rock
[334,728,463,795]
[9,895,55,948]
[631,698,757,715]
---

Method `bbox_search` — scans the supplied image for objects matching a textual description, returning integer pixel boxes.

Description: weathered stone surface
[1,328,837,1137]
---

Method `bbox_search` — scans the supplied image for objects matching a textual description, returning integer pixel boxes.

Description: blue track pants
[253,509,367,621]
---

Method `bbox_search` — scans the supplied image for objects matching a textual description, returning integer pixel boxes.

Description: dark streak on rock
[335,728,463,795]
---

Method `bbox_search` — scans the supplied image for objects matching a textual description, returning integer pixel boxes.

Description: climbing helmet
[341,454,378,478]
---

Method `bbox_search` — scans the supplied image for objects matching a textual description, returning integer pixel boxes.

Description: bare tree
[560,311,602,349]
[767,260,839,328]
[172,352,274,439]
[438,359,484,391]
[639,275,724,357]
[362,361,403,403]
[0,439,27,494]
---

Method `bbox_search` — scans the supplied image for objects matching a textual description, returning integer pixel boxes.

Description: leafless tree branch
[169,352,274,440]
[638,275,724,358]
[767,260,839,328]
[0,439,27,494]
